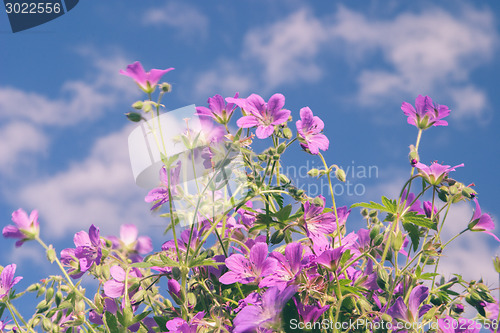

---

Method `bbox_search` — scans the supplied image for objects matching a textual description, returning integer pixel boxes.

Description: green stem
[319,152,341,246]
[6,302,32,333]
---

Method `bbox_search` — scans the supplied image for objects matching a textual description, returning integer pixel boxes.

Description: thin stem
[6,302,31,333]
[319,152,341,246]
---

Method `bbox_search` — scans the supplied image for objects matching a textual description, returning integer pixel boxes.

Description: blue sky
[1,0,499,316]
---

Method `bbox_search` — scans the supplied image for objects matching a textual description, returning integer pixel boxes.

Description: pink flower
[468,199,500,242]
[296,107,329,155]
[103,266,142,298]
[119,61,174,93]
[0,264,22,300]
[107,224,153,262]
[145,162,181,210]
[415,161,464,185]
[3,209,40,247]
[229,93,290,139]
[196,93,239,124]
[402,95,450,130]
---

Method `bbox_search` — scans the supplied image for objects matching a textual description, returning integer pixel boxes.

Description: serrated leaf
[104,312,120,333]
[420,273,439,280]
[402,222,420,252]
[131,310,152,325]
[381,196,397,213]
[351,201,390,212]
[402,212,436,230]
[272,194,284,209]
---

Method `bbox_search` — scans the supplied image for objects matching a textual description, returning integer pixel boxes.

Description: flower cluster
[0,62,498,333]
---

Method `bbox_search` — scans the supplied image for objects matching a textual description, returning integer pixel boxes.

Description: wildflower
[107,224,153,262]
[166,311,205,333]
[219,242,277,285]
[294,299,330,324]
[60,224,102,279]
[468,199,500,242]
[260,242,305,290]
[233,286,297,333]
[402,95,450,130]
[0,264,22,300]
[119,61,174,94]
[423,201,438,219]
[401,190,425,215]
[145,162,181,210]
[196,93,239,124]
[415,161,464,186]
[3,209,40,247]
[230,93,291,139]
[103,266,142,298]
[304,196,349,244]
[387,285,432,323]
[314,245,346,271]
[296,107,329,155]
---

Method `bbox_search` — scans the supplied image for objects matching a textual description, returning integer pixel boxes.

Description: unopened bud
[270,229,286,244]
[277,143,286,154]
[279,174,290,184]
[335,168,346,182]
[161,82,172,93]
[361,208,368,217]
[494,255,500,274]
[126,112,144,123]
[132,101,143,110]
[369,225,380,240]
[307,168,320,177]
[462,187,477,199]
[283,128,293,139]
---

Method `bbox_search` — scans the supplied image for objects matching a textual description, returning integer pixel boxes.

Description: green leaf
[130,262,155,269]
[351,201,390,213]
[381,196,397,213]
[419,273,439,280]
[272,194,284,209]
[402,222,420,252]
[131,310,152,325]
[104,311,121,333]
[402,211,436,230]
[154,316,168,331]
[274,204,292,222]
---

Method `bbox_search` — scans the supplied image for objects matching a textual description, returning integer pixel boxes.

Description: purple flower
[233,286,297,333]
[236,201,260,228]
[219,242,277,285]
[314,245,346,271]
[415,161,464,185]
[196,93,239,124]
[294,299,330,324]
[304,197,349,244]
[107,224,153,262]
[0,264,22,300]
[61,224,102,279]
[103,266,141,298]
[401,190,424,215]
[402,95,450,130]
[387,285,431,323]
[120,61,174,93]
[3,209,40,247]
[296,107,329,155]
[145,162,181,210]
[230,93,291,139]
[468,199,500,242]
[423,201,438,219]
[260,242,305,290]
[438,316,480,333]
[166,311,205,333]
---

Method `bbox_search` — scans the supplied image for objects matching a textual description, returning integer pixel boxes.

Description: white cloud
[15,125,160,239]
[0,53,137,127]
[0,122,48,173]
[243,9,328,90]
[330,5,497,119]
[194,61,253,99]
[143,2,209,40]
[194,4,497,121]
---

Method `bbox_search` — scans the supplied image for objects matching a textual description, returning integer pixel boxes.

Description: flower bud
[409,145,419,166]
[277,143,286,154]
[369,225,380,240]
[42,318,53,331]
[373,234,384,246]
[125,112,144,123]
[161,82,172,93]
[335,168,346,182]
[369,210,378,218]
[392,231,404,252]
[462,187,477,199]
[307,168,320,177]
[272,154,280,161]
[45,287,54,302]
[279,174,290,184]
[381,314,392,323]
[283,128,293,139]
[452,303,465,314]
[361,208,368,217]
[270,229,285,245]
[132,101,143,110]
